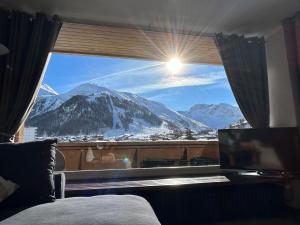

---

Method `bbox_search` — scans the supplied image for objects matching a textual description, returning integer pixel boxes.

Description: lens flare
[166,58,183,74]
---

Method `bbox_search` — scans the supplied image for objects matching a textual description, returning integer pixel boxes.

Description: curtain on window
[215,34,269,128]
[0,10,62,142]
[283,12,300,124]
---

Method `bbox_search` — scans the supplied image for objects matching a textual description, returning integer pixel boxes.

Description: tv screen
[218,127,300,172]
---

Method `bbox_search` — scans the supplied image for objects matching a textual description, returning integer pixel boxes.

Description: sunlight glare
[166,58,183,74]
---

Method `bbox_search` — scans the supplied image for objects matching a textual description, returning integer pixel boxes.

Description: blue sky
[43,53,237,111]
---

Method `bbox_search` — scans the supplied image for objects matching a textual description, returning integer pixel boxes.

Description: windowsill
[64,166,289,197]
[65,165,221,182]
[66,175,230,193]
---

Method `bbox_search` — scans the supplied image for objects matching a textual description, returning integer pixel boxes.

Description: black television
[218,127,300,173]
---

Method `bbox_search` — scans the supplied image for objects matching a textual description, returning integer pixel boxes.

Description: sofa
[0,140,161,225]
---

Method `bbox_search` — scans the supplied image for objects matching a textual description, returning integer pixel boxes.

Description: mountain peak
[189,103,235,111]
[71,82,105,90]
[29,84,207,137]
[39,83,58,96]
[75,82,100,89]
[180,103,243,129]
[66,83,113,96]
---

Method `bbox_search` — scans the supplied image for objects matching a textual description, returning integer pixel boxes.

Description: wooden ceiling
[54,22,222,65]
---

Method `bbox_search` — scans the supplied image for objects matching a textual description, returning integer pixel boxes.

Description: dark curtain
[215,34,269,128]
[283,12,300,125]
[0,10,62,142]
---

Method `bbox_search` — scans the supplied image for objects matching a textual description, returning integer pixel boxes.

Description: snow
[33,83,207,132]
[104,120,172,140]
[180,103,243,129]
[108,95,124,130]
[38,84,59,97]
[64,83,130,101]
[104,128,126,138]
[31,83,245,142]
[121,92,207,131]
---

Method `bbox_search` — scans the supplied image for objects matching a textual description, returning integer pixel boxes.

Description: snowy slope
[63,83,127,100]
[179,103,243,129]
[122,92,207,131]
[38,83,58,96]
[33,83,129,115]
[27,93,164,137]
[31,83,111,118]
[30,83,207,132]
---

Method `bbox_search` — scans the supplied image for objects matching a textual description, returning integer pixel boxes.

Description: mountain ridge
[27,83,207,137]
[29,83,244,139]
[38,83,59,96]
[178,103,243,129]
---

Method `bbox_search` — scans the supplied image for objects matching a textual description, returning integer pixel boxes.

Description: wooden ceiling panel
[54,22,222,65]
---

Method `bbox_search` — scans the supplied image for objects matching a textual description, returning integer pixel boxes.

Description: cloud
[60,58,227,95]
[64,62,163,90]
[146,92,177,101]
[119,70,227,93]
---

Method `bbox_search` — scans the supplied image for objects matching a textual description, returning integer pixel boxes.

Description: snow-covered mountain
[179,103,243,129]
[121,92,206,132]
[38,84,58,96]
[228,118,251,129]
[27,83,207,137]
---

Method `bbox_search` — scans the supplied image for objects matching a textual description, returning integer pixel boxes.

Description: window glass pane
[23,53,249,170]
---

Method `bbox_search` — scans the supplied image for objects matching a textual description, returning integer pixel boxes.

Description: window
[23,53,248,171]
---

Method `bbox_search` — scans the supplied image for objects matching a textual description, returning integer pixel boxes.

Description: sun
[166,58,183,74]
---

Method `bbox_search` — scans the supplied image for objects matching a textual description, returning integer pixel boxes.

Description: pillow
[0,139,57,209]
[0,176,19,203]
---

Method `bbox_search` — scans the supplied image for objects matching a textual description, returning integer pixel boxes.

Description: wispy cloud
[58,56,227,95]
[63,61,163,90]
[119,70,226,93]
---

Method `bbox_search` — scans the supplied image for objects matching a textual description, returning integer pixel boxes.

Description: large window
[23,53,249,170]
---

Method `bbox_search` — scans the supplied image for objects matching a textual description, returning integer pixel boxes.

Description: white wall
[265,26,297,127]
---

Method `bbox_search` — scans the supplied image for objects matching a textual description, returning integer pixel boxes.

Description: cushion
[0,177,19,203]
[0,195,161,225]
[0,139,57,208]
